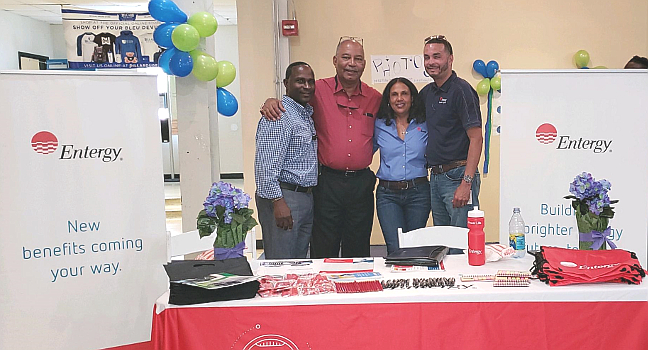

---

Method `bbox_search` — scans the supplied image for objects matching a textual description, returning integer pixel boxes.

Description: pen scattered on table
[259,260,313,267]
[460,270,532,287]
[381,277,456,289]
[334,280,383,293]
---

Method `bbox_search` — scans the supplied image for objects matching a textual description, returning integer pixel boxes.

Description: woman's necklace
[396,118,408,138]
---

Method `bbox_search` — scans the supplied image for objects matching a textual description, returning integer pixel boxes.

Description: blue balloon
[580,66,590,69]
[217,88,239,116]
[153,23,179,48]
[473,60,487,78]
[148,0,187,23]
[486,60,500,78]
[169,51,193,77]
[158,47,176,74]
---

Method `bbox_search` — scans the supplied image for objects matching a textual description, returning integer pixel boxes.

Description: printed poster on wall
[62,6,162,69]
[0,71,168,350]
[500,70,648,267]
[370,55,433,84]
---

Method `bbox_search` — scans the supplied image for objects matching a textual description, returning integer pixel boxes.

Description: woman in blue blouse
[374,77,430,255]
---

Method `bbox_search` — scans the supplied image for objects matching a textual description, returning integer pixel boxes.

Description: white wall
[214,25,244,174]
[0,11,55,69]
[49,24,67,59]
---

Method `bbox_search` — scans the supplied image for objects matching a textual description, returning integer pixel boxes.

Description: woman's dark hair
[376,77,425,126]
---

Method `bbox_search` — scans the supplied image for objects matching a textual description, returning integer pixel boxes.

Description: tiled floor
[164,179,263,258]
[164,179,245,236]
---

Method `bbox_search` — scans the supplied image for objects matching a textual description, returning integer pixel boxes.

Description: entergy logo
[31,131,59,154]
[535,123,612,153]
[30,131,123,162]
[535,123,557,144]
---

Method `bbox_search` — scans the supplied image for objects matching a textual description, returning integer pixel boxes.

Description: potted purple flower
[196,181,258,260]
[564,172,618,250]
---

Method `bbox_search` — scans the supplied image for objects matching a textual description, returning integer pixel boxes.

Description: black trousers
[310,167,376,258]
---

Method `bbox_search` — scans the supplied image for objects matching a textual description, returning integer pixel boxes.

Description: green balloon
[476,78,490,96]
[191,51,219,81]
[593,65,607,69]
[574,50,590,68]
[216,60,236,88]
[188,12,218,37]
[490,76,501,91]
[172,24,200,52]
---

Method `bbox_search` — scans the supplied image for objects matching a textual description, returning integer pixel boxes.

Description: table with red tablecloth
[150,255,648,350]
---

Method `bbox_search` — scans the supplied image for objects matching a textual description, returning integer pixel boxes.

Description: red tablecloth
[107,256,648,350]
[147,301,648,350]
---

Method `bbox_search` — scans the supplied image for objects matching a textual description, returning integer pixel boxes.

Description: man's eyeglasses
[424,35,447,44]
[338,36,363,46]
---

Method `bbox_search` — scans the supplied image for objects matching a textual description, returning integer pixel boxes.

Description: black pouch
[164,257,259,305]
[163,257,253,281]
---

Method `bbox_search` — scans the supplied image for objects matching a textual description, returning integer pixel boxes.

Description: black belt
[320,165,370,177]
[379,177,428,190]
[428,160,467,175]
[279,182,313,193]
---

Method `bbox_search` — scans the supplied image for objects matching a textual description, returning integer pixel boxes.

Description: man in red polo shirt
[261,37,381,258]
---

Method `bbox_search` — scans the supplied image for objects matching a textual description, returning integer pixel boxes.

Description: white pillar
[175,0,220,232]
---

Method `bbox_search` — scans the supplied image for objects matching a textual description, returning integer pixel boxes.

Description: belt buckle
[402,181,409,190]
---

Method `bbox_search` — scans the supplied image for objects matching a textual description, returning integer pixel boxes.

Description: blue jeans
[376,181,431,255]
[429,165,481,228]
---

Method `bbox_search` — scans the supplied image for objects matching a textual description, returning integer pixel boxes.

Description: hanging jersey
[115,30,142,63]
[76,33,97,62]
[139,32,156,63]
[93,33,117,63]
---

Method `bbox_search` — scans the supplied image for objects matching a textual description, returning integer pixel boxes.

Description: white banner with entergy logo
[500,70,648,267]
[0,71,167,350]
[370,55,433,84]
[62,6,161,69]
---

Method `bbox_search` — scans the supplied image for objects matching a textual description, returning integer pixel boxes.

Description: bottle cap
[513,207,521,213]
[468,205,484,217]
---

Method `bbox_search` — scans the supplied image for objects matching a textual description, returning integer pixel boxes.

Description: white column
[175,0,220,232]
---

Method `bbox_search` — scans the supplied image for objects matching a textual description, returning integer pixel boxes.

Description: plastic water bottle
[467,206,485,266]
[509,208,526,258]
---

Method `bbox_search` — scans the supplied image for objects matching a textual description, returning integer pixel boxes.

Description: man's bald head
[333,40,366,84]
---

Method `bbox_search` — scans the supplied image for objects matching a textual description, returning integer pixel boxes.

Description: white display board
[0,71,168,350]
[500,70,648,267]
[370,54,433,84]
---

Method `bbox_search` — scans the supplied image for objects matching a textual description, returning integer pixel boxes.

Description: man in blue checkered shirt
[254,62,318,259]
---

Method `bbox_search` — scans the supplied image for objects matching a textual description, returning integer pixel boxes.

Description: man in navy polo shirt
[420,35,483,228]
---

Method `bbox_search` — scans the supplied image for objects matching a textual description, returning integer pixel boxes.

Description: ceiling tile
[34,4,60,13]
[1,4,37,10]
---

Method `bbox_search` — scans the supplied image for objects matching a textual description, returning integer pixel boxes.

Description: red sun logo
[535,123,557,144]
[31,131,58,154]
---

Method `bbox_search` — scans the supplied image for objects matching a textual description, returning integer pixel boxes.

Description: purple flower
[203,181,251,222]
[568,173,613,215]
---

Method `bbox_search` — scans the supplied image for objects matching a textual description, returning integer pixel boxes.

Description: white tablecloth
[155,254,648,313]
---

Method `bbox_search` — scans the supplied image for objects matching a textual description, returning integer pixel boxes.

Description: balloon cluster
[472,59,500,96]
[472,59,501,175]
[149,0,238,116]
[573,50,607,69]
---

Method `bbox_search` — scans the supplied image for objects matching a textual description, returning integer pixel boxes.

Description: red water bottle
[467,206,485,266]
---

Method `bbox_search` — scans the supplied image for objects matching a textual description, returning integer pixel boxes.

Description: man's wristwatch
[462,174,473,184]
